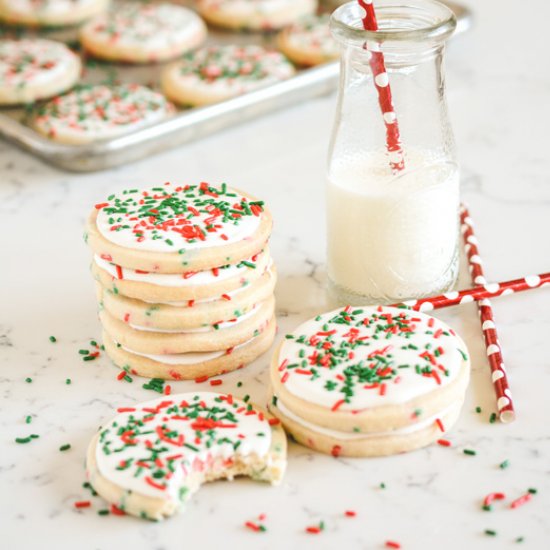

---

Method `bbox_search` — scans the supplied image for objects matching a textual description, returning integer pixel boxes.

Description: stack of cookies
[85,181,276,380]
[268,305,470,457]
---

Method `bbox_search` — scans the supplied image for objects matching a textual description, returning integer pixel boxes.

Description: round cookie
[80,3,207,64]
[90,247,272,303]
[268,306,470,457]
[98,265,277,331]
[86,392,287,520]
[85,182,273,274]
[0,39,81,105]
[161,45,295,107]
[102,316,276,380]
[100,295,275,355]
[276,14,339,66]
[0,0,109,27]
[32,84,175,144]
[196,0,318,31]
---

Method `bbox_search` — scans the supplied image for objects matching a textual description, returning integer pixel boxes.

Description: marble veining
[1,1,550,548]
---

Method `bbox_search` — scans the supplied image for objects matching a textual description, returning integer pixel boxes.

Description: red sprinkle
[74,501,91,509]
[164,385,172,395]
[385,542,401,549]
[115,265,123,280]
[210,379,223,386]
[437,439,451,447]
[510,493,532,509]
[435,418,445,432]
[331,445,342,457]
[110,504,126,516]
[245,521,261,532]
[116,371,126,381]
[305,526,322,534]
[194,375,209,383]
[345,510,357,517]
[95,202,109,210]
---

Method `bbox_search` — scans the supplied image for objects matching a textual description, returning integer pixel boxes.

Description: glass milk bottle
[327,0,460,304]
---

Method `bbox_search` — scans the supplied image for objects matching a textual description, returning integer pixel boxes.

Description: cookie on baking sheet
[32,84,175,144]
[0,0,108,27]
[97,265,276,331]
[80,2,207,63]
[86,392,287,520]
[161,45,295,107]
[197,0,318,31]
[268,305,470,457]
[102,316,276,380]
[85,181,273,274]
[0,39,81,105]
[277,14,339,66]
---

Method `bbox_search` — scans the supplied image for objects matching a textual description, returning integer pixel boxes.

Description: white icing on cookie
[167,45,295,98]
[275,396,459,440]
[94,182,264,253]
[34,84,174,143]
[120,335,255,365]
[94,249,266,287]
[95,392,272,500]
[82,3,205,53]
[277,306,468,411]
[128,303,261,333]
[0,0,103,19]
[0,39,78,88]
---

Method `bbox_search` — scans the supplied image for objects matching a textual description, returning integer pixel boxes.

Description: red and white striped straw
[393,272,550,311]
[460,205,515,423]
[357,0,405,172]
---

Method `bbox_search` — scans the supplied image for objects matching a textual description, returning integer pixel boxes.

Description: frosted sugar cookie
[0,39,80,105]
[197,0,318,31]
[268,306,470,457]
[277,14,338,66]
[32,84,175,144]
[85,182,273,274]
[98,265,276,331]
[86,392,287,520]
[91,247,272,303]
[80,3,207,64]
[0,0,108,27]
[102,315,276,380]
[161,45,295,107]
[99,295,275,355]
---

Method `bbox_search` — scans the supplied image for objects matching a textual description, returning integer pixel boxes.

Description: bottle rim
[330,0,457,45]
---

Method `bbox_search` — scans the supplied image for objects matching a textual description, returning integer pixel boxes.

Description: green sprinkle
[49,336,57,343]
[515,537,524,543]
[25,377,32,383]
[463,449,477,456]
[380,482,386,489]
[237,381,243,387]
[484,530,497,537]
[66,378,72,385]
[499,459,510,469]
[59,444,71,452]
[25,415,32,424]
[98,509,110,516]
[15,434,39,444]
[489,412,497,423]
[482,505,492,511]
[475,406,482,413]
[527,488,537,495]
[79,349,89,355]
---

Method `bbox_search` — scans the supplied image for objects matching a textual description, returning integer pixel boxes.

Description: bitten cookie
[277,14,339,66]
[86,392,287,520]
[0,0,108,27]
[32,84,175,144]
[0,39,81,105]
[268,306,470,457]
[80,2,207,64]
[85,181,273,273]
[197,0,318,31]
[161,45,295,107]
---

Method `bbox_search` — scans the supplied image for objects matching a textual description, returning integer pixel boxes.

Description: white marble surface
[1,1,550,548]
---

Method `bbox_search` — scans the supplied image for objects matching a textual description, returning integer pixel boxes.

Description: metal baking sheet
[0,1,472,172]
